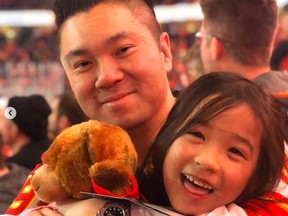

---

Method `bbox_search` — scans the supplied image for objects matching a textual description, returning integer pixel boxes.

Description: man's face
[59,3,173,130]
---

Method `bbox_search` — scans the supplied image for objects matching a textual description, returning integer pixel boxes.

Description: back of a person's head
[8,95,51,141]
[57,91,89,125]
[200,0,278,66]
[53,0,161,40]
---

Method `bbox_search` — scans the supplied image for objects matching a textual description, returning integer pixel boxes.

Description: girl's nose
[194,146,221,172]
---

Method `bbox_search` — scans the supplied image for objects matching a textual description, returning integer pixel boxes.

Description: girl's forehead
[184,94,222,121]
[183,97,259,128]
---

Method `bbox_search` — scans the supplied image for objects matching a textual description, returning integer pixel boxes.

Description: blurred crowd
[0,26,65,100]
[0,19,200,100]
[0,1,287,100]
[0,0,198,9]
[0,0,53,9]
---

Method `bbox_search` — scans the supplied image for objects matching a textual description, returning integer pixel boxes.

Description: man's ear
[211,37,224,61]
[58,115,71,132]
[160,32,173,73]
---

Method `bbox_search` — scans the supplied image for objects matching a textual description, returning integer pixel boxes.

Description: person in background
[198,0,288,134]
[183,42,206,83]
[140,72,287,215]
[0,116,30,214]
[198,0,288,95]
[48,91,89,140]
[1,95,51,170]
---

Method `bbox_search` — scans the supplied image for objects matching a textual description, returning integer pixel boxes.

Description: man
[197,0,288,214]
[54,0,175,164]
[1,95,51,170]
[48,91,89,139]
[6,0,175,214]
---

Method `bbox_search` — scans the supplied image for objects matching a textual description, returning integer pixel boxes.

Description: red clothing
[6,149,288,215]
[241,192,288,216]
[5,164,139,215]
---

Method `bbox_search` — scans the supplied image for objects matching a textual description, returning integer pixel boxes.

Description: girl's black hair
[139,72,287,207]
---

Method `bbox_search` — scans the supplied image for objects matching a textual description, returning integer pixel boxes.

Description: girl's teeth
[184,174,214,190]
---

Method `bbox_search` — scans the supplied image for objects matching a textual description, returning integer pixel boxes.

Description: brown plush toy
[31,120,138,204]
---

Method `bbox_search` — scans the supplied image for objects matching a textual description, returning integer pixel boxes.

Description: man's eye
[115,46,132,57]
[75,61,91,69]
[119,47,129,53]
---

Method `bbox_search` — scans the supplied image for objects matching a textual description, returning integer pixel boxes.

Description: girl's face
[163,104,262,215]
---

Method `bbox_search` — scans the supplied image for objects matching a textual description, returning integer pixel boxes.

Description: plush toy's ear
[31,164,70,203]
[87,120,138,196]
[43,121,94,199]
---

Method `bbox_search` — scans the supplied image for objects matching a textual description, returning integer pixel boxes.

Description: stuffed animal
[31,120,139,204]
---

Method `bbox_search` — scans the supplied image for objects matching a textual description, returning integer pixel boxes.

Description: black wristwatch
[97,202,129,216]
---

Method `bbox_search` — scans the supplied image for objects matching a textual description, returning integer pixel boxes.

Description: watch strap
[92,174,139,199]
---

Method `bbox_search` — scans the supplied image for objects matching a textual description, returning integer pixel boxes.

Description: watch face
[104,206,126,216]
[97,202,129,216]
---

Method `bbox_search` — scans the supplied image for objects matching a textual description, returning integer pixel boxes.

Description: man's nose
[95,59,124,89]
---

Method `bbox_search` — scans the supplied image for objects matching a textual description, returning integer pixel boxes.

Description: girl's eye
[188,131,205,141]
[228,147,244,158]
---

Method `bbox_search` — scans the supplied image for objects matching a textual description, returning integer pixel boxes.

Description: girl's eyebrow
[230,133,254,153]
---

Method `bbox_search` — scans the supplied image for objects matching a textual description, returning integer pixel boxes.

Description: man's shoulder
[253,70,288,94]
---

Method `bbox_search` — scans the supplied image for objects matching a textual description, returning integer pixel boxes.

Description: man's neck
[128,94,175,166]
[236,66,271,80]
[218,61,271,80]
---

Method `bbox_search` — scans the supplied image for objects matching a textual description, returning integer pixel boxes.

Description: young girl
[139,72,288,215]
